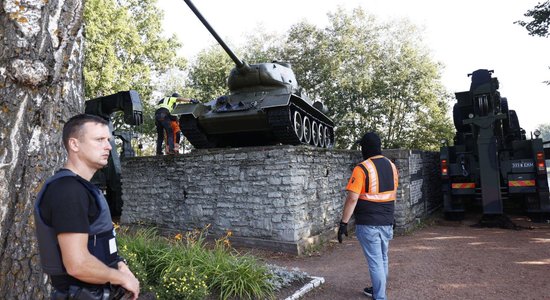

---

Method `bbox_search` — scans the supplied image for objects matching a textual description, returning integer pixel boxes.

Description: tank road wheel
[311,121,319,146]
[303,116,312,144]
[318,124,325,147]
[324,127,332,148]
[293,110,303,141]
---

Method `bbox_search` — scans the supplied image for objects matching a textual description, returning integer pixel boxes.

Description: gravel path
[263,214,550,300]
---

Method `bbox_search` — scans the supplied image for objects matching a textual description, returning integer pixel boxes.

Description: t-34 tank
[172,0,334,149]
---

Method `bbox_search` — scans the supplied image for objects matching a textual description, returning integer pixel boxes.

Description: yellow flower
[174,233,183,241]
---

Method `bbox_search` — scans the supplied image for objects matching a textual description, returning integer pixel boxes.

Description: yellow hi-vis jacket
[157,97,178,112]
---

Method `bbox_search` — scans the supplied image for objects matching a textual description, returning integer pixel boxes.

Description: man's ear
[67,137,79,152]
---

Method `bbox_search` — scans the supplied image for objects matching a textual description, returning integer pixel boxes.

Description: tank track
[179,116,215,149]
[266,106,302,145]
[182,104,334,149]
[267,104,334,148]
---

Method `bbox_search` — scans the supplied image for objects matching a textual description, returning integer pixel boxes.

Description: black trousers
[155,108,174,155]
[51,284,128,300]
[51,285,110,300]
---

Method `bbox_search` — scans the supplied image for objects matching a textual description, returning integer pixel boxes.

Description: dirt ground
[259,213,550,300]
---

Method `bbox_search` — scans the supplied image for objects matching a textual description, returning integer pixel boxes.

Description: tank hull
[174,93,334,149]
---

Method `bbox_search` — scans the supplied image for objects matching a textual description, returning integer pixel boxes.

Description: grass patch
[117,226,277,299]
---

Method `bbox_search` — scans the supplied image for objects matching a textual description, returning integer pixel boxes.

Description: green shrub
[117,226,275,300]
[158,266,209,300]
[117,227,169,292]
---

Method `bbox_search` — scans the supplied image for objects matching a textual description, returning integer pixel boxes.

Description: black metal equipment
[440,69,550,222]
[85,90,143,217]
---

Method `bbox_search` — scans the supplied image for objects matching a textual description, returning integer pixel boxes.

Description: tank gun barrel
[183,0,245,69]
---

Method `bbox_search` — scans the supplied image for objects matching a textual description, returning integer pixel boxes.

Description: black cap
[172,92,181,97]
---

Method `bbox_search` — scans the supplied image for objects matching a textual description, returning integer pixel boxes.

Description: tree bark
[0,0,84,298]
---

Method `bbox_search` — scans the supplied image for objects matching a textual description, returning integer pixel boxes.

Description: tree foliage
[83,0,185,134]
[273,9,452,150]
[185,46,234,102]
[183,29,286,102]
[516,1,550,85]
[516,1,550,38]
[84,0,184,99]
[536,122,550,142]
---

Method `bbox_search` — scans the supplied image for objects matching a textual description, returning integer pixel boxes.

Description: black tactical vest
[34,169,117,275]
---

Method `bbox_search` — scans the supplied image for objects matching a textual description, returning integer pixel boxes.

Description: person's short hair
[171,92,180,97]
[62,114,109,150]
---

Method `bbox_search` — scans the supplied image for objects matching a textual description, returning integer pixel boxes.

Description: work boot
[363,287,373,298]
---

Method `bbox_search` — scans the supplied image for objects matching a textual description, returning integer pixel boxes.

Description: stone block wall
[121,145,440,254]
[388,150,442,232]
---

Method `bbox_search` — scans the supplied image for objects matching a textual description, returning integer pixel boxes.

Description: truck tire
[500,97,509,131]
[509,110,521,140]
[453,104,465,132]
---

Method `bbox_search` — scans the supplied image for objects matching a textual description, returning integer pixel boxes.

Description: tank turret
[172,0,334,148]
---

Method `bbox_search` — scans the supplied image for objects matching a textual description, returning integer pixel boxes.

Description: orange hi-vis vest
[357,155,398,202]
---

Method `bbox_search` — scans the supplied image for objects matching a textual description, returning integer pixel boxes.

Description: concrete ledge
[231,226,345,255]
[229,236,300,254]
[285,276,325,300]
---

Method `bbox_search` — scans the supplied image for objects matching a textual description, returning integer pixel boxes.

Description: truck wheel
[444,211,465,221]
[452,104,464,132]
[527,212,550,223]
[501,97,510,134]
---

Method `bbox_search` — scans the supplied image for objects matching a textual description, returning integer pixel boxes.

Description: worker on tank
[155,93,196,155]
[165,119,182,154]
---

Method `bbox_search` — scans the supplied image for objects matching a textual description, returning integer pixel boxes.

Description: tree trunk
[0,0,84,298]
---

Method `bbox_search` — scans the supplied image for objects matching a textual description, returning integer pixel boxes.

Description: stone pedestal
[121,145,440,254]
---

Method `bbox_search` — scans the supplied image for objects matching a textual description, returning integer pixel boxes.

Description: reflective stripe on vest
[358,155,398,202]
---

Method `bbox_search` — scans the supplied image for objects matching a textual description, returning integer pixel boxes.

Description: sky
[157,0,550,135]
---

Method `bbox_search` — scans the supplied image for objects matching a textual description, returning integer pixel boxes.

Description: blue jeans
[356,225,393,300]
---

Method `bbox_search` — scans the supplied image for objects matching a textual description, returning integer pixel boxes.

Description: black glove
[190,99,199,104]
[337,221,348,243]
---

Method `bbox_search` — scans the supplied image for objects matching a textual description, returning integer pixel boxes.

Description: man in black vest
[338,132,398,300]
[34,114,140,300]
